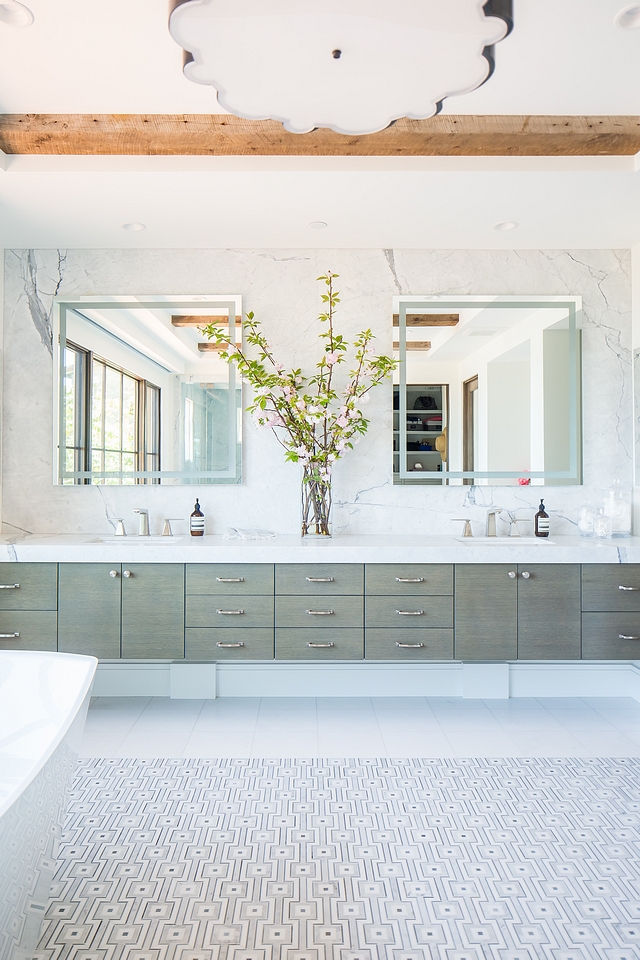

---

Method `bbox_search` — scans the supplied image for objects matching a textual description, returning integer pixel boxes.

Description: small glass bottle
[534,499,550,538]
[190,499,205,537]
[594,508,613,539]
[577,502,596,537]
[603,480,632,538]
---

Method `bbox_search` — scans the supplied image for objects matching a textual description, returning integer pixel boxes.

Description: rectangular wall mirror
[53,296,242,485]
[393,295,582,485]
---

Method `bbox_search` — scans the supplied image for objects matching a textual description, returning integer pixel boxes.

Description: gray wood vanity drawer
[276,564,364,595]
[186,595,274,628]
[365,596,453,628]
[0,563,57,610]
[186,564,274,596]
[365,628,454,660]
[276,628,364,660]
[582,613,640,659]
[582,565,640,612]
[365,564,453,596]
[186,628,274,660]
[0,611,57,651]
[276,595,363,628]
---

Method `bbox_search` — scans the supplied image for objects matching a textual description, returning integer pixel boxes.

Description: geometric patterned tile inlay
[36,757,640,960]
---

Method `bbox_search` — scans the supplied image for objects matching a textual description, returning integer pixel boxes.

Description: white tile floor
[82,695,640,758]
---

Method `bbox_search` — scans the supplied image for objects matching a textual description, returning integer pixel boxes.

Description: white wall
[2,248,631,538]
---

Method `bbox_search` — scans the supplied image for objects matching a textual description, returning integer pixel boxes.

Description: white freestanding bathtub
[0,651,97,960]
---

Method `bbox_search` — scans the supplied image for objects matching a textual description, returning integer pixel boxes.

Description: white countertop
[0,534,639,563]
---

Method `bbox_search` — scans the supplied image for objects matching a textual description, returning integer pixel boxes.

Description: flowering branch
[200,272,398,492]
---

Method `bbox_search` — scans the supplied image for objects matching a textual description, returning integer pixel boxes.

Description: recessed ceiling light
[615,4,640,28]
[493,220,518,231]
[122,222,146,232]
[310,221,328,229]
[0,1,34,26]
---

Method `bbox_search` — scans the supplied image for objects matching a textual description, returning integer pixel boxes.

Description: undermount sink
[455,537,556,545]
[91,536,184,544]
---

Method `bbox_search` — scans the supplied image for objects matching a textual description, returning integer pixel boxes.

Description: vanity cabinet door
[121,564,185,660]
[517,564,581,659]
[58,563,122,659]
[454,564,518,660]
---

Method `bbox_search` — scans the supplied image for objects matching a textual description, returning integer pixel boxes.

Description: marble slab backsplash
[1,248,632,539]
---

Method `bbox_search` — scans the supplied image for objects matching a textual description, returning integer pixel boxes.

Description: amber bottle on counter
[190,499,205,537]
[534,499,550,538]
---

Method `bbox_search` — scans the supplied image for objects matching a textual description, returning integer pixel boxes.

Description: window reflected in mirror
[54,297,242,485]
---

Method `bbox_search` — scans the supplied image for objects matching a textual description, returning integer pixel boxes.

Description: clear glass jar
[594,509,613,539]
[603,480,632,538]
[577,502,596,537]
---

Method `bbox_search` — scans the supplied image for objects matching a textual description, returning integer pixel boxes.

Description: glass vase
[301,466,332,537]
[603,480,632,538]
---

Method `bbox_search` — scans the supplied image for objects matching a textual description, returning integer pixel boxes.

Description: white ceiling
[0,0,640,249]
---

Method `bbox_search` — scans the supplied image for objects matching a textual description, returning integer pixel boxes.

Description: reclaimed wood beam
[392,341,432,351]
[393,314,459,326]
[1,115,639,156]
[172,315,242,326]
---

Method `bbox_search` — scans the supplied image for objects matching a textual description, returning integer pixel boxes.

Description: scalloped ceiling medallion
[169,0,509,136]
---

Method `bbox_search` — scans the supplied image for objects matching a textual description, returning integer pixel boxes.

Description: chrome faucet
[486,508,503,537]
[133,508,150,537]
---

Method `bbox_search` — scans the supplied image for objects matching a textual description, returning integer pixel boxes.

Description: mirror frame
[394,295,583,483]
[53,296,242,484]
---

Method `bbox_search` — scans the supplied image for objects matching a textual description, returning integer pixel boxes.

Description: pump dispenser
[534,499,550,538]
[190,499,205,537]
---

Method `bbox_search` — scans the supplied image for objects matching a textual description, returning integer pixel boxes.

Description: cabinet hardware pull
[216,641,245,648]
[306,577,335,582]
[123,570,132,578]
[0,584,19,589]
[216,609,244,615]
[109,570,119,578]
[619,634,640,640]
[0,632,19,638]
[521,571,531,579]
[508,571,517,579]
[396,641,424,648]
[307,642,335,648]
[619,585,640,591]
[396,610,424,616]
[306,609,334,615]
[395,577,424,583]
[216,577,245,582]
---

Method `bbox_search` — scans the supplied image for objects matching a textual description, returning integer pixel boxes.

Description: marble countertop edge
[0,534,637,563]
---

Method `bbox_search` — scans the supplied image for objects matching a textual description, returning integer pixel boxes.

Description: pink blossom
[326,351,340,365]
[336,415,349,428]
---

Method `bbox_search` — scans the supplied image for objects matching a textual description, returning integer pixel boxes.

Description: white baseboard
[92,659,640,701]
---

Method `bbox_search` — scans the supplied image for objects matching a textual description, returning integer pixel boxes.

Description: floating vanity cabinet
[582,564,640,658]
[365,564,454,659]
[455,564,518,660]
[58,563,122,658]
[121,564,185,659]
[0,562,57,652]
[516,564,581,659]
[185,563,275,660]
[275,564,364,660]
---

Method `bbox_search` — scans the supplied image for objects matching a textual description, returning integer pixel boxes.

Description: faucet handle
[111,519,126,537]
[162,518,184,537]
[452,518,473,538]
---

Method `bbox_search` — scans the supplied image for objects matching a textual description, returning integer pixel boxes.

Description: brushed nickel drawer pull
[123,570,132,578]
[306,609,334,615]
[0,584,19,589]
[306,577,335,582]
[0,632,19,638]
[521,571,531,579]
[109,570,119,578]
[216,641,245,648]
[395,577,424,583]
[619,634,640,640]
[307,641,335,648]
[619,585,640,591]
[216,609,244,615]
[396,609,424,616]
[508,571,517,579]
[216,577,245,582]
[396,641,424,648]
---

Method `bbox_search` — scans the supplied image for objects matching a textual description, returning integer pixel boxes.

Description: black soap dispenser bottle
[534,499,550,538]
[190,499,205,537]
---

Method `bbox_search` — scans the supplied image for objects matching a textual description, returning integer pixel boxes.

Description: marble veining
[2,248,632,538]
